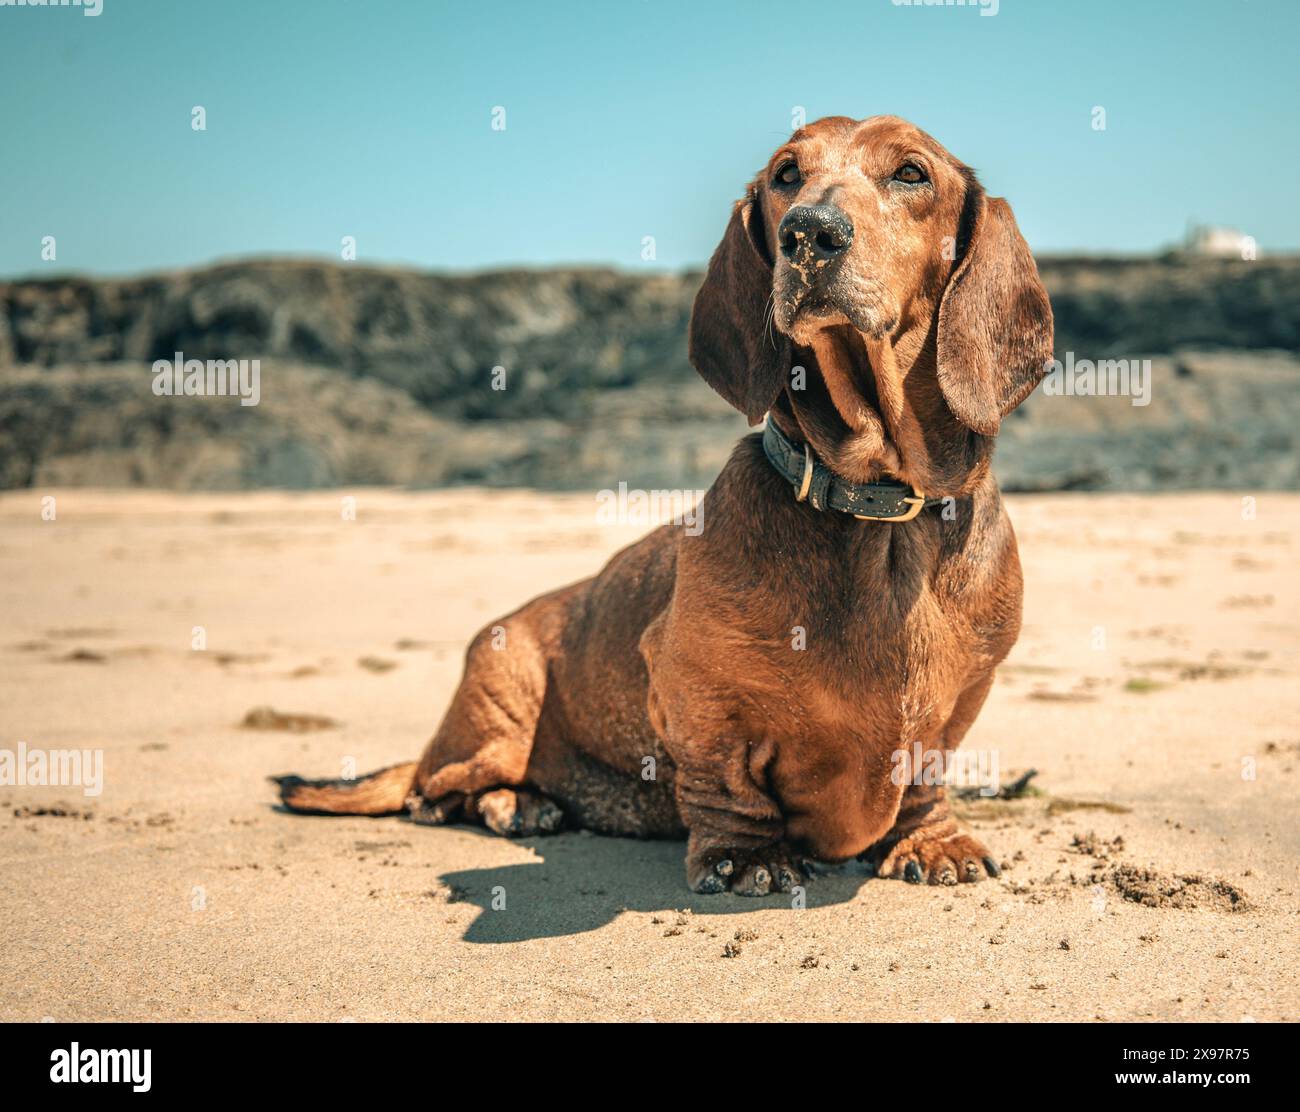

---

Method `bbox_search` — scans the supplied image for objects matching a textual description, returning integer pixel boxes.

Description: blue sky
[2,0,1296,276]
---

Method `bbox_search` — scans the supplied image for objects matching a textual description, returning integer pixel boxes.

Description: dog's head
[689,115,1053,457]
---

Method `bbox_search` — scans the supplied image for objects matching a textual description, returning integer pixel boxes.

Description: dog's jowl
[277,115,1054,896]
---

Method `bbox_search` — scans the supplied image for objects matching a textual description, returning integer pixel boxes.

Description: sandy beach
[1,488,1296,1022]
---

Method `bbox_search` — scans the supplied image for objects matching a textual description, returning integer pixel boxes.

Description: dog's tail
[273,761,418,815]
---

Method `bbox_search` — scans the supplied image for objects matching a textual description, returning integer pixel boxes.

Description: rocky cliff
[2,256,1297,491]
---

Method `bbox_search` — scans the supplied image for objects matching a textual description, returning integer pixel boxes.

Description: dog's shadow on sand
[435,829,875,944]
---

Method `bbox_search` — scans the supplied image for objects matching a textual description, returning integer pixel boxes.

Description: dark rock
[2,256,1298,492]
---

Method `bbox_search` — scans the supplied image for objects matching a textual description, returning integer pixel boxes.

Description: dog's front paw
[687,843,815,896]
[870,833,1000,886]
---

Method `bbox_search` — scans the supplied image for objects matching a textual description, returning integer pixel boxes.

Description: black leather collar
[761,419,943,522]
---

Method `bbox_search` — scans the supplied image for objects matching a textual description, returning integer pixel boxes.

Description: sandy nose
[778,203,854,262]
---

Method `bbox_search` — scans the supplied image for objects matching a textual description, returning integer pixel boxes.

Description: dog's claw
[715,858,734,877]
[983,856,1001,878]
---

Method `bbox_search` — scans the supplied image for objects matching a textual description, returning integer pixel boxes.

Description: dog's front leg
[865,672,1003,885]
[670,740,815,897]
[643,615,813,896]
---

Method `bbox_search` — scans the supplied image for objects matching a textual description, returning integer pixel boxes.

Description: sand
[0,488,1296,1022]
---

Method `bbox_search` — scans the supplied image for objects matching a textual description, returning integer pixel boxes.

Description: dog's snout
[778,203,854,262]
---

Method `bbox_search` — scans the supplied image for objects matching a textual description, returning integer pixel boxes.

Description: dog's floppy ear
[689,188,790,425]
[936,189,1054,437]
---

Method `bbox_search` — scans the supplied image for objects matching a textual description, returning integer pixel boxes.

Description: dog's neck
[771,319,992,498]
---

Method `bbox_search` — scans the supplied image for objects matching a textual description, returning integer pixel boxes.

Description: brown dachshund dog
[278,115,1054,895]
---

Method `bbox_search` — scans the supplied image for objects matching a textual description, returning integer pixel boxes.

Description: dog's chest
[673,467,1019,747]
[786,578,971,739]
[729,515,1007,742]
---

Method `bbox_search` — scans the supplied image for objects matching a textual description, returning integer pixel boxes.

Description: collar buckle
[852,492,927,523]
[794,442,814,503]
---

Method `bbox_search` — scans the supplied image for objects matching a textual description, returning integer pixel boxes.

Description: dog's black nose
[778,203,854,261]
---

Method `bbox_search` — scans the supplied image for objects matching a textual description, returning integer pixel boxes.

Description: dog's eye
[773,161,801,188]
[893,163,927,185]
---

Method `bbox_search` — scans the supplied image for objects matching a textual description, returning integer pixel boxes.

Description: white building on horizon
[1182,223,1258,259]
